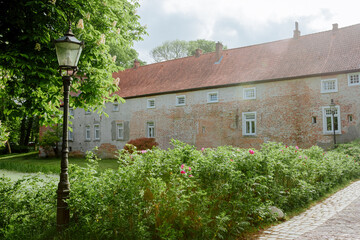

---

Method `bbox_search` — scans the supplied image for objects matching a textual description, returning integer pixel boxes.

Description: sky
[133,0,360,64]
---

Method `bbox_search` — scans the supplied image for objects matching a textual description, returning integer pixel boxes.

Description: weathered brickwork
[54,72,359,157]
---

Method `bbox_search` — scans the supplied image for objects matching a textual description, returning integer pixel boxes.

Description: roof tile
[113,24,360,98]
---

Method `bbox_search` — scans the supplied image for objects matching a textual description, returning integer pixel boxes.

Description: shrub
[0,140,359,239]
[39,126,61,157]
[123,137,159,153]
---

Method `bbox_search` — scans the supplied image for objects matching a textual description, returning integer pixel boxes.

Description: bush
[333,139,360,162]
[39,126,61,157]
[123,137,159,153]
[0,140,359,239]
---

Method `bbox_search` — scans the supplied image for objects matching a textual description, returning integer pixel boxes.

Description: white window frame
[113,103,119,112]
[242,112,256,136]
[117,123,124,140]
[147,99,155,109]
[85,126,91,141]
[243,87,256,100]
[322,106,341,134]
[176,95,186,106]
[321,79,338,93]
[207,91,219,103]
[94,124,100,140]
[147,121,155,138]
[348,73,360,86]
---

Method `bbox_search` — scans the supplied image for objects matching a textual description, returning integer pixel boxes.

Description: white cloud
[135,0,360,63]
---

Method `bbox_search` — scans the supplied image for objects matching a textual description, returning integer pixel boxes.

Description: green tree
[0,120,9,147]
[0,0,147,128]
[39,125,61,157]
[150,40,189,62]
[150,39,227,62]
[187,39,227,56]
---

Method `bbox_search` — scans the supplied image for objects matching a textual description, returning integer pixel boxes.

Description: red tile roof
[113,24,360,98]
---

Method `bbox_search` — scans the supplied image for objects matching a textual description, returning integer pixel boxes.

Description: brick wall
[58,72,360,157]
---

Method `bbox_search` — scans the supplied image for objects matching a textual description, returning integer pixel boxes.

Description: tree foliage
[0,121,9,147]
[0,0,147,127]
[150,40,188,62]
[39,126,61,157]
[150,39,226,62]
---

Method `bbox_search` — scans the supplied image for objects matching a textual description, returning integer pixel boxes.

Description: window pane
[350,74,359,84]
[326,117,332,131]
[118,128,123,138]
[246,121,250,134]
[117,124,123,139]
[147,122,154,137]
[245,89,254,98]
[209,93,218,102]
[251,122,255,133]
[245,114,255,120]
[334,117,338,131]
[177,97,185,105]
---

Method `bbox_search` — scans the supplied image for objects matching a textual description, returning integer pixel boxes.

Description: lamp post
[54,23,84,230]
[329,99,337,145]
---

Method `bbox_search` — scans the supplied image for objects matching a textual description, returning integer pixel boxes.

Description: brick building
[40,23,360,158]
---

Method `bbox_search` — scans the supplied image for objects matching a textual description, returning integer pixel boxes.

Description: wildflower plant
[0,140,359,239]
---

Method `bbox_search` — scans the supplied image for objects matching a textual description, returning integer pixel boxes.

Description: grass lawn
[0,151,119,174]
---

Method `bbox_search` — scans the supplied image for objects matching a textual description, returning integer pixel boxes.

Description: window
[147,99,155,108]
[147,122,155,138]
[243,87,256,100]
[176,95,186,106]
[207,92,219,103]
[113,103,119,112]
[242,112,256,135]
[348,114,353,122]
[85,126,91,140]
[322,106,341,134]
[348,73,360,86]
[94,124,100,140]
[68,129,73,141]
[321,79,338,93]
[117,123,124,140]
[312,117,317,124]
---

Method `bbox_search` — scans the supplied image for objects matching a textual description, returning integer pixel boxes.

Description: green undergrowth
[0,140,359,240]
[0,152,119,174]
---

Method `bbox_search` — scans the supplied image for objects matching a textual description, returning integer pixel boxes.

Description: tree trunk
[24,116,33,146]
[19,115,27,145]
[6,141,11,154]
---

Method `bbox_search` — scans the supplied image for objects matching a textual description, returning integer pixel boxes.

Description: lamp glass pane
[55,42,82,67]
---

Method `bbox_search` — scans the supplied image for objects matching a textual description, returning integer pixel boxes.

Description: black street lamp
[329,99,337,146]
[54,23,84,230]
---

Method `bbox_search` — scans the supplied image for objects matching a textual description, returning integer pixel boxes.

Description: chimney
[293,21,301,39]
[215,42,223,62]
[133,59,140,69]
[332,23,338,31]
[195,48,203,57]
